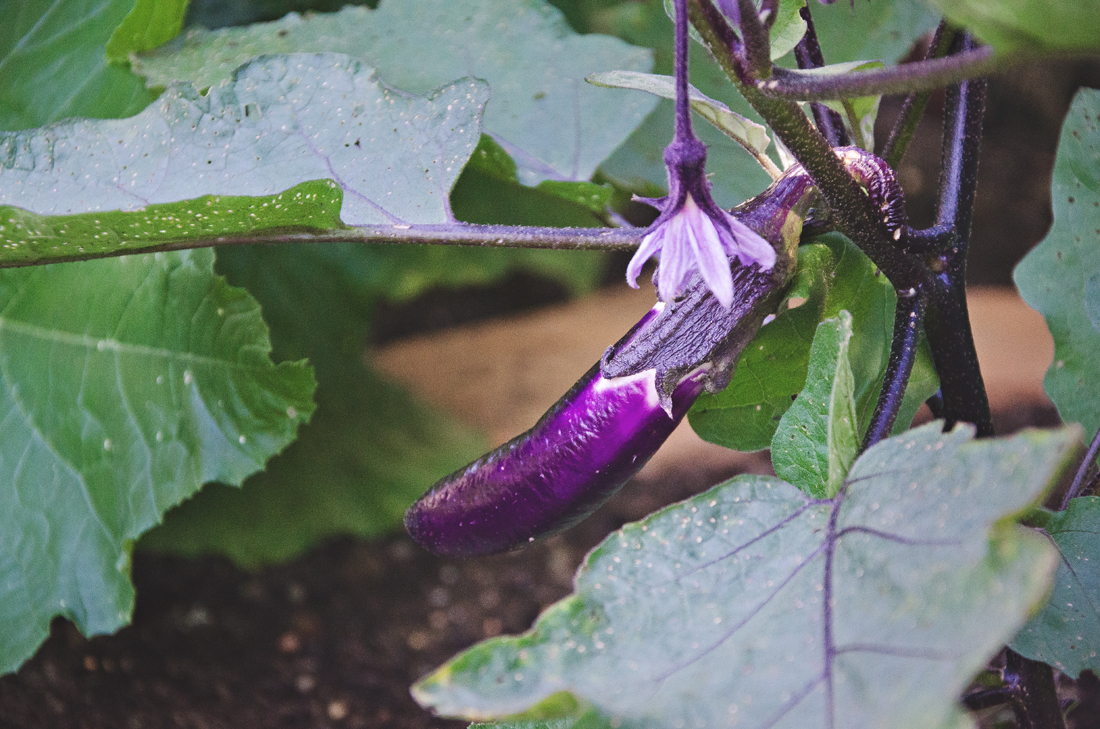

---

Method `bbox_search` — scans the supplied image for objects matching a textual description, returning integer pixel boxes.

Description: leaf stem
[1061,425,1100,509]
[0,223,644,269]
[793,4,850,148]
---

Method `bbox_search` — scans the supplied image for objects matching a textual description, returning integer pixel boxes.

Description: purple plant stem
[793,4,850,148]
[861,285,926,450]
[922,33,993,437]
[881,21,955,168]
[1003,649,1067,729]
[1061,425,1100,509]
[756,46,999,101]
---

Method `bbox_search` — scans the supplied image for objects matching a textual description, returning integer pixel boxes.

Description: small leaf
[0,249,316,673]
[1015,88,1100,439]
[772,312,859,498]
[133,0,657,185]
[1011,495,1100,678]
[586,71,775,174]
[413,424,1076,729]
[105,0,189,64]
[689,233,938,452]
[922,0,1100,55]
[0,53,488,227]
[0,0,157,130]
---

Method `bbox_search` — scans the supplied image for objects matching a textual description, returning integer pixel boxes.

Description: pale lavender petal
[723,211,777,270]
[686,210,734,307]
[655,211,695,301]
[626,227,666,288]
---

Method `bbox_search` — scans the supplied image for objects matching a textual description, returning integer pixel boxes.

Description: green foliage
[591,0,938,204]
[805,0,940,67]
[771,312,859,499]
[1015,88,1100,439]
[0,181,344,265]
[1012,496,1100,678]
[0,249,316,673]
[132,0,656,185]
[106,0,190,63]
[689,234,938,452]
[0,0,158,131]
[413,424,1076,729]
[923,0,1100,54]
[586,71,775,172]
[139,362,483,566]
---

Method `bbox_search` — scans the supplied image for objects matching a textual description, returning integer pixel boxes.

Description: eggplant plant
[1,0,1100,727]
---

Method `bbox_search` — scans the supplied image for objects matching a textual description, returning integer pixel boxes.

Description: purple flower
[627,190,776,308]
[625,0,775,309]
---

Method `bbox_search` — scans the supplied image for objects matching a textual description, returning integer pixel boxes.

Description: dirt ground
[3,65,1100,729]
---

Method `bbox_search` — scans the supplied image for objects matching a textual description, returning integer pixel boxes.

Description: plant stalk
[794,4,850,148]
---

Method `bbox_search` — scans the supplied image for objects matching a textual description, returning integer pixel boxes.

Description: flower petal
[723,212,776,270]
[686,211,735,307]
[655,212,695,301]
[626,227,666,288]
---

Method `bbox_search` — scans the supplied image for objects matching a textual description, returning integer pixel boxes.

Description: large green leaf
[689,233,938,452]
[772,312,858,499]
[0,52,487,227]
[1011,496,1100,678]
[1014,88,1100,439]
[132,0,657,185]
[0,0,158,131]
[922,0,1100,55]
[0,249,316,673]
[413,424,1076,729]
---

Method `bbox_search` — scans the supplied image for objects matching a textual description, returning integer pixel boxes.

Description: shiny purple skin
[404,342,707,558]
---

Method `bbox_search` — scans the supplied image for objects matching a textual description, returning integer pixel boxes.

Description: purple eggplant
[404,155,888,558]
[404,344,707,558]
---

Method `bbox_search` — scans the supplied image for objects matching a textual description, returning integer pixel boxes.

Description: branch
[922,33,993,436]
[0,223,643,269]
[755,46,1000,101]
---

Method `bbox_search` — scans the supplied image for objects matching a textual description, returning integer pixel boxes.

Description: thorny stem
[1061,426,1100,509]
[756,46,1000,101]
[881,22,957,168]
[794,4,850,148]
